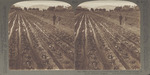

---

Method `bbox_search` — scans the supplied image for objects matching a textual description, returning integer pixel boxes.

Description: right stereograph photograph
[75,1,140,70]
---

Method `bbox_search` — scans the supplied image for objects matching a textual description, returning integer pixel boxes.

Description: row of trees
[114,5,139,11]
[10,5,22,11]
[11,5,140,12]
[24,7,40,11]
[76,5,139,12]
[10,5,72,11]
[24,6,72,11]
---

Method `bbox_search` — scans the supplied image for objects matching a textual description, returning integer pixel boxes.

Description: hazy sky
[14,1,71,8]
[14,0,137,10]
[79,1,137,9]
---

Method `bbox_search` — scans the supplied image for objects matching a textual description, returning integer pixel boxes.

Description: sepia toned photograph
[9,0,140,70]
[9,1,75,70]
[75,1,140,70]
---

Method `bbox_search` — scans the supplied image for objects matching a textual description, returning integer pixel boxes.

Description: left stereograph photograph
[8,1,75,70]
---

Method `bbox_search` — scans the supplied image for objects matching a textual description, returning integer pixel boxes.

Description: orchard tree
[47,7,55,11]
[91,8,94,12]
[24,7,27,11]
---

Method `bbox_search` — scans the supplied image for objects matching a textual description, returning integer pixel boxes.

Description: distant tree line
[48,6,72,11]
[24,5,72,11]
[114,5,139,11]
[10,5,139,12]
[76,6,89,11]
[10,5,72,11]
[10,5,22,11]
[76,5,139,12]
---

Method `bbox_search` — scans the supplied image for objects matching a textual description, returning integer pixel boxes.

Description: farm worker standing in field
[119,14,123,25]
[57,16,61,25]
[53,14,56,25]
[124,17,127,25]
